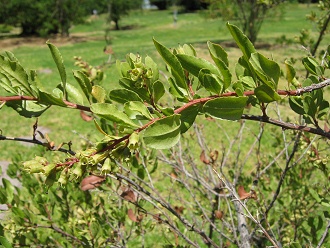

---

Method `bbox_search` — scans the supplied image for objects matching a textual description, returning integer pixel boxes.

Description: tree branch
[0,134,75,155]
[241,114,330,139]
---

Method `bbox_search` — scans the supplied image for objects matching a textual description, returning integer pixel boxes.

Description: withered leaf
[200,150,210,164]
[214,210,223,220]
[80,110,94,122]
[324,123,329,133]
[238,185,251,200]
[121,189,137,203]
[80,175,105,191]
[174,206,184,215]
[210,150,219,162]
[127,209,138,222]
[153,213,162,223]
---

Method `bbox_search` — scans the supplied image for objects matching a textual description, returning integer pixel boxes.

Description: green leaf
[283,242,302,248]
[239,76,256,90]
[0,236,13,248]
[153,38,188,96]
[152,80,165,103]
[226,23,256,60]
[38,89,67,107]
[179,104,201,133]
[309,188,321,203]
[203,97,248,120]
[124,101,153,120]
[285,60,297,85]
[289,97,305,115]
[73,70,92,100]
[65,83,85,105]
[91,103,139,128]
[207,41,229,66]
[302,57,324,76]
[250,52,280,88]
[0,54,35,96]
[92,85,106,103]
[6,100,49,118]
[116,60,131,77]
[207,41,232,88]
[109,89,142,104]
[119,78,150,101]
[2,178,14,203]
[46,42,67,97]
[254,84,281,103]
[143,115,181,149]
[137,168,145,180]
[182,44,196,56]
[198,69,223,94]
[303,95,317,118]
[176,54,220,77]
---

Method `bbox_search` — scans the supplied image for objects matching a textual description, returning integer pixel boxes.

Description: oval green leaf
[91,103,139,128]
[203,97,248,120]
[143,114,181,149]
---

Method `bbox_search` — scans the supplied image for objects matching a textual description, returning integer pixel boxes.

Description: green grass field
[0,3,329,162]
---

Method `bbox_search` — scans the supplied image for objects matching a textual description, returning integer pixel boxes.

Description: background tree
[149,0,171,10]
[108,0,143,30]
[203,0,285,44]
[0,0,100,37]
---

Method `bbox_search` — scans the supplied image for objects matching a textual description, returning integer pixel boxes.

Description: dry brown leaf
[200,150,210,164]
[153,213,162,223]
[127,209,138,222]
[324,123,330,133]
[214,210,223,220]
[238,185,251,200]
[80,110,94,122]
[80,175,105,191]
[120,189,137,203]
[210,150,219,162]
[174,206,184,215]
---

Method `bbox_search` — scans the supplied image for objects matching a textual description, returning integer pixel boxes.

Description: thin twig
[316,219,330,248]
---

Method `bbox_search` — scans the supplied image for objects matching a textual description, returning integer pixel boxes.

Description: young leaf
[109,89,142,104]
[46,42,67,97]
[143,114,181,149]
[176,54,220,77]
[254,84,281,103]
[203,97,248,120]
[91,103,139,128]
[153,38,188,96]
[119,78,150,101]
[226,23,256,60]
[92,85,106,103]
[145,56,159,82]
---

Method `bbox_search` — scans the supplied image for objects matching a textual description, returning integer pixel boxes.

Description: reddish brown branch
[0,95,91,112]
